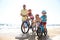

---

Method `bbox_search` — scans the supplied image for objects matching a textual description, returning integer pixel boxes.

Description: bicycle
[36,22,47,38]
[21,16,34,34]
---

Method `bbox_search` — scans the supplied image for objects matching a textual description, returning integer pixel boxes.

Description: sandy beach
[0,27,60,40]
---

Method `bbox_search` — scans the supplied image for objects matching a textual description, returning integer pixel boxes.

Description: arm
[39,18,42,22]
[20,13,22,16]
[20,10,22,16]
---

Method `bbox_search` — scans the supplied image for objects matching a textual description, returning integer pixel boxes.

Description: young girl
[27,9,34,20]
[35,14,42,27]
[32,14,42,28]
[27,9,34,28]
[35,14,41,22]
[32,14,42,32]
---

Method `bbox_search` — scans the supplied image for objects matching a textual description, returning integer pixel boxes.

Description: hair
[35,14,39,17]
[28,9,31,11]
[35,14,39,19]
[23,4,26,7]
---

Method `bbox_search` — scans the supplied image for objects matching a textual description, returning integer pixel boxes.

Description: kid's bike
[36,22,47,38]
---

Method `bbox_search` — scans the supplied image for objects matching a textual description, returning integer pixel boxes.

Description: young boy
[41,10,47,31]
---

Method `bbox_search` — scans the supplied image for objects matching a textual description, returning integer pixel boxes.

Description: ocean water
[0,24,60,34]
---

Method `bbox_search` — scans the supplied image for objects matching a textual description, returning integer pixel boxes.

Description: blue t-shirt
[41,15,47,22]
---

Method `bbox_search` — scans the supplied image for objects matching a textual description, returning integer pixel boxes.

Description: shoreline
[0,27,60,40]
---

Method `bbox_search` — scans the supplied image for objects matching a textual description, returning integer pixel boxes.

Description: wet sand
[0,28,60,40]
[47,28,60,38]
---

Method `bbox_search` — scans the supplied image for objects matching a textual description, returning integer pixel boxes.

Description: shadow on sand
[37,35,51,40]
[15,32,51,40]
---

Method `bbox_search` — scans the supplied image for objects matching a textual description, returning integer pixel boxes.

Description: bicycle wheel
[37,27,42,38]
[32,26,36,32]
[21,21,29,34]
[44,28,47,36]
[32,22,37,32]
[32,22,40,32]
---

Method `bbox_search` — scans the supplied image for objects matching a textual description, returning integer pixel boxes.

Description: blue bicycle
[21,20,34,34]
[21,17,34,34]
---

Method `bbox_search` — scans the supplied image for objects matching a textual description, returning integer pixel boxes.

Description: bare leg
[22,25,25,32]
[44,25,46,31]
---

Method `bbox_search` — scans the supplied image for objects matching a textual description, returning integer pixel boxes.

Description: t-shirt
[21,9,27,21]
[41,15,47,22]
[21,9,27,15]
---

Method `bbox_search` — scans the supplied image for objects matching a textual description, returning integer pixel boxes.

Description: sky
[0,0,60,25]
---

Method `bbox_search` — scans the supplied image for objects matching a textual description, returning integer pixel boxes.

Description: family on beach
[20,4,47,32]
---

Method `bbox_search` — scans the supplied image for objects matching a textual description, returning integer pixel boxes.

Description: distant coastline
[0,24,60,26]
[47,24,60,26]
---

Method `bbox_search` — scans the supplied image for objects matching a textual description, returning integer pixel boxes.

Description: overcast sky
[0,0,60,25]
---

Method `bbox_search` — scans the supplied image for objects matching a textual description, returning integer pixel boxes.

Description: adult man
[21,4,28,22]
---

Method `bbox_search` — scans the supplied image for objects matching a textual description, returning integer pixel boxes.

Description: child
[41,10,47,31]
[35,14,41,22]
[32,14,41,31]
[27,9,34,20]
[27,9,34,28]
[35,14,42,27]
[32,14,41,28]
